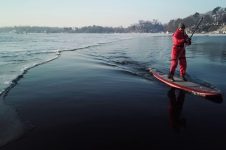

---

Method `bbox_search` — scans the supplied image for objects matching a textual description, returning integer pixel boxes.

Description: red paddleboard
[149,68,222,98]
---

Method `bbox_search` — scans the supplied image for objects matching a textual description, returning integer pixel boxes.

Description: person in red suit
[168,23,191,81]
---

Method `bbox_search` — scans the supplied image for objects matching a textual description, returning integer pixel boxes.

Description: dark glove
[185,38,191,45]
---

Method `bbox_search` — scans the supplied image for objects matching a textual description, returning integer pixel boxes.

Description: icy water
[1,33,225,95]
[0,33,138,95]
[0,33,226,149]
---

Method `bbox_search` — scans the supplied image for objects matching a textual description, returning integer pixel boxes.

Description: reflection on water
[205,94,223,103]
[167,88,186,133]
[167,87,223,133]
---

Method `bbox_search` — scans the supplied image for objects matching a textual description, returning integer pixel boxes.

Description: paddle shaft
[189,17,204,39]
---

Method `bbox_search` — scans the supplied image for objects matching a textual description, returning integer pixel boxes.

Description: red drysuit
[170,29,190,77]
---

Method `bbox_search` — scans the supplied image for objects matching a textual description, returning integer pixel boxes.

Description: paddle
[189,17,204,39]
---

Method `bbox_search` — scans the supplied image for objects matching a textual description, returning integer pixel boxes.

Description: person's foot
[168,72,175,81]
[181,76,187,81]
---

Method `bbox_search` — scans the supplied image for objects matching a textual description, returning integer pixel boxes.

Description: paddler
[168,23,191,81]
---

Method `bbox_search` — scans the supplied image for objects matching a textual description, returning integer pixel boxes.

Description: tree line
[0,7,225,34]
[165,7,226,33]
[0,19,163,33]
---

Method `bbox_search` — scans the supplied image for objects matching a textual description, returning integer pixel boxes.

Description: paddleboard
[149,68,222,98]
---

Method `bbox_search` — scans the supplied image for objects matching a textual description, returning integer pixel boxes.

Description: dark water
[76,35,226,149]
[82,34,226,87]
[1,34,226,149]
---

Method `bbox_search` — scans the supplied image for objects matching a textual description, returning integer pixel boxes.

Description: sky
[1,0,226,27]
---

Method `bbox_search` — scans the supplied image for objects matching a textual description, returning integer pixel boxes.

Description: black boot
[168,72,175,81]
[181,76,187,81]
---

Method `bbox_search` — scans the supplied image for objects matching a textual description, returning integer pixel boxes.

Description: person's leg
[179,57,187,81]
[169,48,178,81]
[170,59,178,76]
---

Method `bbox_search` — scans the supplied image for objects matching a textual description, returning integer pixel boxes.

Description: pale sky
[0,0,225,27]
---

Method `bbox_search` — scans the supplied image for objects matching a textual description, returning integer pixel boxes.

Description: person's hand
[185,38,191,45]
